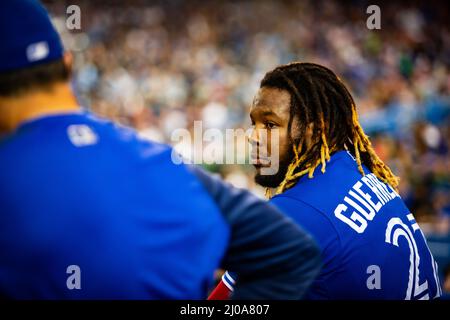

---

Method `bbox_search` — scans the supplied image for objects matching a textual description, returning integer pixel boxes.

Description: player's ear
[63,51,73,76]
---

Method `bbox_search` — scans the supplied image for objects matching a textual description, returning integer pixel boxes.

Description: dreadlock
[261,62,399,198]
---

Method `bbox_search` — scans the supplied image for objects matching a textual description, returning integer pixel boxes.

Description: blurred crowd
[42,1,449,236]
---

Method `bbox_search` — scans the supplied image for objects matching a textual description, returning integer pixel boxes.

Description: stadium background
[41,0,450,293]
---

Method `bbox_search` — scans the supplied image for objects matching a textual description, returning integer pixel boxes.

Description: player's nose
[247,127,260,147]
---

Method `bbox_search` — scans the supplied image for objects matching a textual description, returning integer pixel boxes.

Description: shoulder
[280,151,370,216]
[80,112,177,164]
[268,151,365,256]
[269,194,342,254]
[288,151,363,194]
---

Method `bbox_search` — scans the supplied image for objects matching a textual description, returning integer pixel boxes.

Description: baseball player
[210,62,442,300]
[0,1,321,299]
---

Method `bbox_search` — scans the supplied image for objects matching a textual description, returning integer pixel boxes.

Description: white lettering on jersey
[334,173,399,233]
[385,217,429,300]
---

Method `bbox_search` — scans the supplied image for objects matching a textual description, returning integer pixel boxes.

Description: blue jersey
[270,150,442,300]
[0,111,321,299]
[0,112,229,299]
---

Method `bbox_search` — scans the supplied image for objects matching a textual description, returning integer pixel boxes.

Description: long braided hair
[261,62,399,198]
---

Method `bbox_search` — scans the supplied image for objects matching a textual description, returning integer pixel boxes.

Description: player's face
[249,87,298,188]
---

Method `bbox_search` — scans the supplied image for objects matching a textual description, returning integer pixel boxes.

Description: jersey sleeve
[188,165,322,300]
[207,271,236,300]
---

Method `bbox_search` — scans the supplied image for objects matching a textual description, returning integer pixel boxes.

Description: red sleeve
[208,280,232,300]
[208,271,234,300]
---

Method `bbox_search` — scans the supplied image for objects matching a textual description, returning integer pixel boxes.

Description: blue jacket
[0,111,320,299]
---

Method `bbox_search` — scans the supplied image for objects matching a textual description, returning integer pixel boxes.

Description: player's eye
[265,121,277,129]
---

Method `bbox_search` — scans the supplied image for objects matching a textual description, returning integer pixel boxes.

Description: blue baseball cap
[0,0,64,73]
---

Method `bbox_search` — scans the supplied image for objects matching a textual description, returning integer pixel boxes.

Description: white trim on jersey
[222,271,236,292]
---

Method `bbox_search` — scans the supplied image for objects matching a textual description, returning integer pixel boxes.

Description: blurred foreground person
[0,1,321,299]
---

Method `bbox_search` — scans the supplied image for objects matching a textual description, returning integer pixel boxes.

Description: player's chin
[253,163,273,175]
[254,165,284,188]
